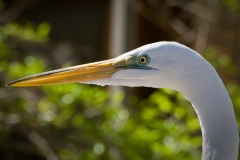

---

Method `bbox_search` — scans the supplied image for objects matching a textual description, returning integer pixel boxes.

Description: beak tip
[5,82,13,87]
[5,81,18,87]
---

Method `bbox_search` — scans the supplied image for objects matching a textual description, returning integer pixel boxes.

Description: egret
[6,42,239,160]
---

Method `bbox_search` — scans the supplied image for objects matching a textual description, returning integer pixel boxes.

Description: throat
[185,87,239,160]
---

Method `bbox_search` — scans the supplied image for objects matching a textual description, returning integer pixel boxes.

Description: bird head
[6,42,206,93]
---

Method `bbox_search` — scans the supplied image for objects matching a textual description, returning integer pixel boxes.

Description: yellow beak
[6,58,125,87]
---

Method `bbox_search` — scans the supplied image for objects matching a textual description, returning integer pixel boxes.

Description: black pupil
[141,57,145,63]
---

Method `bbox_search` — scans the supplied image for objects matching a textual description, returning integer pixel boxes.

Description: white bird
[6,42,239,160]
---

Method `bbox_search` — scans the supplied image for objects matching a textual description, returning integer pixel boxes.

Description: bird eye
[138,56,148,64]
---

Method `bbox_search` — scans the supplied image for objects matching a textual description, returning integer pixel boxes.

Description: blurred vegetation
[1,21,201,158]
[1,21,240,160]
[1,2,240,160]
[220,0,240,11]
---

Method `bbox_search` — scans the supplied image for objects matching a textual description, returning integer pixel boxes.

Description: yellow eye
[138,56,148,64]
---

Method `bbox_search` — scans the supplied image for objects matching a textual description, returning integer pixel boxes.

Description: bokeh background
[0,0,240,159]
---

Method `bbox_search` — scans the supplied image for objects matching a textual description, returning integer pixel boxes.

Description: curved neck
[184,83,239,160]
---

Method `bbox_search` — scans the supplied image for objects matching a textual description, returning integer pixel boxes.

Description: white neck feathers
[181,62,239,160]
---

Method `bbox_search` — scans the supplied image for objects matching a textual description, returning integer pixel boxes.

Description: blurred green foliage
[221,0,240,11]
[1,17,240,160]
[4,22,51,42]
